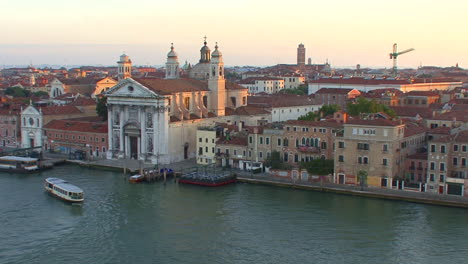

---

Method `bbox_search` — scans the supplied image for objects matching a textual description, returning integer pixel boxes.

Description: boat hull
[45,188,84,203]
[178,178,237,187]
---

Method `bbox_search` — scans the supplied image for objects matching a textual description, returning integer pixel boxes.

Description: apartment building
[334,118,427,186]
[426,131,468,196]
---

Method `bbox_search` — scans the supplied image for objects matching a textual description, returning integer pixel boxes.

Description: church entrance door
[130,136,138,159]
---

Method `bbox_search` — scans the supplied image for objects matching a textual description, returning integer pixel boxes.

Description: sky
[0,0,467,68]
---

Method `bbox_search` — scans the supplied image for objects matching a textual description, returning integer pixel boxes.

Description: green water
[0,164,467,264]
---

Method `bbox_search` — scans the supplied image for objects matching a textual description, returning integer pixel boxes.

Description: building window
[205,138,208,143]
[226,149,229,155]
[259,137,263,144]
[294,154,298,162]
[430,174,435,182]
[339,155,344,162]
[383,144,388,152]
[266,137,270,145]
[205,146,208,153]
[357,143,369,150]
[358,157,362,164]
[102,138,105,142]
[453,144,459,152]
[462,158,466,167]
[462,145,467,152]
[277,138,281,146]
[199,137,202,142]
[338,141,345,148]
[453,157,458,166]
[430,144,436,153]
[440,163,445,171]
[363,157,368,164]
[212,147,214,153]
[430,162,435,170]
[234,150,237,156]
[383,158,388,166]
[283,138,288,147]
[259,152,263,158]
[440,145,446,154]
[183,97,190,109]
[249,136,253,144]
[439,174,445,182]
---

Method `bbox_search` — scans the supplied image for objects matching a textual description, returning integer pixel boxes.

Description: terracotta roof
[404,122,428,137]
[228,106,270,116]
[428,126,451,135]
[238,77,283,84]
[431,130,468,143]
[69,97,97,106]
[427,110,468,122]
[39,105,83,115]
[285,120,343,128]
[43,119,107,133]
[405,91,440,97]
[390,106,434,118]
[226,81,247,90]
[217,136,247,146]
[346,118,402,127]
[315,88,357,94]
[58,77,101,86]
[134,78,209,95]
[310,77,409,85]
[248,94,318,108]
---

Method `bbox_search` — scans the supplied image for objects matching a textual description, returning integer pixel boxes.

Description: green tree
[96,96,108,121]
[347,97,396,118]
[264,151,291,170]
[298,104,340,121]
[281,84,308,95]
[5,87,30,97]
[33,91,49,97]
[300,159,334,175]
[298,111,319,121]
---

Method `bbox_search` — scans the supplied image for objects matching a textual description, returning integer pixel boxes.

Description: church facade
[105,43,248,164]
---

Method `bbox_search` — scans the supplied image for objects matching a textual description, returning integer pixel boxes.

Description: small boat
[44,178,84,203]
[129,174,145,183]
[0,156,39,173]
[178,173,237,187]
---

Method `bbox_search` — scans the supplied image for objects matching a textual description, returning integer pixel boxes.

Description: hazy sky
[0,0,467,68]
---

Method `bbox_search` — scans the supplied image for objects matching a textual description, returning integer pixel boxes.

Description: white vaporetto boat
[44,178,84,203]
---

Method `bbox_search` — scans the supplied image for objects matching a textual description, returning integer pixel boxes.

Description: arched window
[301,137,306,145]
[283,138,288,147]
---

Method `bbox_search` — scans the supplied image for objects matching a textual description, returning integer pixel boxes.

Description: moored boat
[129,174,144,183]
[44,178,84,203]
[0,156,39,173]
[178,173,236,187]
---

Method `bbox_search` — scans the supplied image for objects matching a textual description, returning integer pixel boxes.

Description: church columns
[139,106,146,160]
[119,106,124,153]
[107,105,113,159]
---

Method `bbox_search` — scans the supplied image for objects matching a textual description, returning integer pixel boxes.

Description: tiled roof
[43,119,107,133]
[58,77,101,86]
[428,126,451,135]
[346,118,402,127]
[217,136,248,146]
[285,120,343,128]
[431,130,468,143]
[315,88,357,94]
[390,106,434,118]
[69,97,97,106]
[427,110,468,122]
[404,122,428,137]
[226,81,247,90]
[248,94,318,108]
[310,77,409,85]
[238,77,283,84]
[405,91,440,97]
[39,105,83,115]
[229,106,270,116]
[134,78,209,95]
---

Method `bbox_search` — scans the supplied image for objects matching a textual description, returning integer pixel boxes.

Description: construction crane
[389,43,414,77]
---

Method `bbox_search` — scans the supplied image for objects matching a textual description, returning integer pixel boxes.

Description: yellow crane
[389,43,414,77]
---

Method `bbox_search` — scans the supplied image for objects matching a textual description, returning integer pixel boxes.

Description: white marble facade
[106,79,170,164]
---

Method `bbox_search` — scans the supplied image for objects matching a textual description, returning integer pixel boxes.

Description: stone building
[426,130,468,196]
[334,118,427,186]
[105,43,248,164]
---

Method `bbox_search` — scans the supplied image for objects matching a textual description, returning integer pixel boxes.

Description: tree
[357,170,368,191]
[5,87,30,97]
[33,91,49,97]
[281,84,308,95]
[96,96,108,121]
[300,159,334,175]
[347,97,396,118]
[298,104,340,121]
[264,151,291,170]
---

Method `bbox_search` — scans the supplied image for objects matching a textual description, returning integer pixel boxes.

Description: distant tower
[297,43,305,66]
[200,36,211,63]
[165,43,180,79]
[208,42,225,117]
[308,58,312,65]
[117,53,132,81]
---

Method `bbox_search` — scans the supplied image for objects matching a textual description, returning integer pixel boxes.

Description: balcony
[297,145,320,153]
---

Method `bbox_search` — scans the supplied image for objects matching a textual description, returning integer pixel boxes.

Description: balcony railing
[297,146,320,153]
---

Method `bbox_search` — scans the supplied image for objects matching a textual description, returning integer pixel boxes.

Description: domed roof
[200,40,211,53]
[211,43,222,57]
[120,54,131,63]
[167,43,178,58]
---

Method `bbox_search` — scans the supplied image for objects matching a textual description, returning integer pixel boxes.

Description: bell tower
[208,42,225,116]
[117,53,132,81]
[165,43,180,79]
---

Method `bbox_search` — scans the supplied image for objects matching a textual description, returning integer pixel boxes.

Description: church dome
[120,54,131,63]
[199,38,211,63]
[167,44,178,58]
[211,43,222,57]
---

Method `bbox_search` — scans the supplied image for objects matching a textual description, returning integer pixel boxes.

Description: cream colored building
[334,118,426,187]
[196,127,218,165]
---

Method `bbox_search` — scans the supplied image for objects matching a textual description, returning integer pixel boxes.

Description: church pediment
[22,105,40,116]
[105,78,160,98]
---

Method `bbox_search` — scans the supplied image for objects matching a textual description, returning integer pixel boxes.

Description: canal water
[1,164,467,264]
